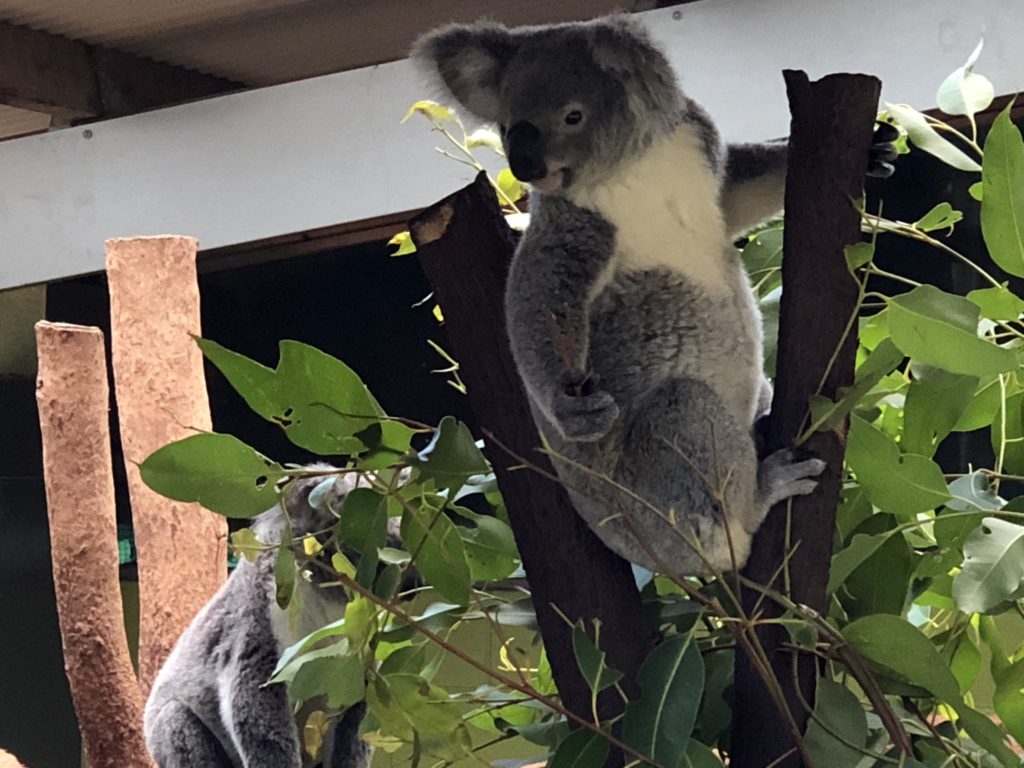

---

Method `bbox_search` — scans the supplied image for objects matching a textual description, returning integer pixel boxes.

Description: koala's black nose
[506,120,547,182]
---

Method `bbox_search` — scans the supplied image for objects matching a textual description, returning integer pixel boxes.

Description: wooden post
[730,71,881,768]
[35,322,155,768]
[106,236,228,696]
[410,176,653,757]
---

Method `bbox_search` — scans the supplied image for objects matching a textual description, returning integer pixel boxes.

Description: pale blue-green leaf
[953,517,1024,613]
[140,433,285,518]
[622,633,704,763]
[982,105,1024,277]
[846,414,950,516]
[936,39,994,117]
[885,102,981,172]
[887,285,1018,375]
[947,470,1005,512]
[804,679,867,768]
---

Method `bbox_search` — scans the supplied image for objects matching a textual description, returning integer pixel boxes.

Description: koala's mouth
[530,166,573,193]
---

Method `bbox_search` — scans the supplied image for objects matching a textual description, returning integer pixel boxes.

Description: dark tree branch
[730,70,881,768]
[410,176,653,763]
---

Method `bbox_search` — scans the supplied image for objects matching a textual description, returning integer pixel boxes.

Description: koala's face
[413,18,681,194]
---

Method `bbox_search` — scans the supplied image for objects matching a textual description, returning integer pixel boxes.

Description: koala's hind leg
[573,377,764,575]
[146,701,233,768]
[757,448,825,510]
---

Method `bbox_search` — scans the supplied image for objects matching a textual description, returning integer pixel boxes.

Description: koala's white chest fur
[569,125,728,295]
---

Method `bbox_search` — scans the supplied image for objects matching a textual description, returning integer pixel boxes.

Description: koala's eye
[564,110,583,126]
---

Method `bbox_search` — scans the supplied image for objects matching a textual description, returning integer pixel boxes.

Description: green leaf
[885,102,982,172]
[338,488,388,588]
[409,416,490,491]
[197,338,386,456]
[572,621,623,694]
[367,673,466,753]
[954,376,1003,431]
[842,615,961,703]
[953,517,1024,613]
[969,181,984,201]
[140,433,285,518]
[993,391,1024,475]
[401,500,472,605]
[681,740,723,768]
[803,679,867,768]
[967,285,1024,321]
[887,285,1018,376]
[622,633,704,763]
[845,241,874,270]
[828,532,889,594]
[838,515,911,618]
[950,632,982,694]
[913,201,964,233]
[275,524,296,609]
[742,226,783,295]
[993,657,1024,747]
[287,646,366,709]
[903,366,979,456]
[810,339,904,434]
[229,528,264,562]
[954,705,1016,766]
[452,506,519,582]
[548,729,609,768]
[936,39,995,118]
[846,414,950,517]
[982,104,1024,277]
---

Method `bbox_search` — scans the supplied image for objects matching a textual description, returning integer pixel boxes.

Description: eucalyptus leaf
[936,39,995,118]
[572,621,623,694]
[846,414,950,517]
[548,729,609,768]
[681,740,723,767]
[887,285,1017,376]
[885,102,982,172]
[140,433,285,518]
[622,633,704,763]
[903,366,979,457]
[913,201,963,233]
[993,657,1024,747]
[401,500,472,605]
[981,105,1024,277]
[947,471,1005,512]
[967,285,1024,322]
[992,392,1024,475]
[804,679,868,768]
[828,532,890,595]
[410,416,490,491]
[275,524,296,609]
[452,506,519,582]
[953,517,1024,613]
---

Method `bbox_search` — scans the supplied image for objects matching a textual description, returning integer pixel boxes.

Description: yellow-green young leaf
[331,551,357,580]
[230,528,264,562]
[969,181,984,201]
[993,657,1024,747]
[302,535,323,557]
[936,39,995,118]
[496,168,525,203]
[401,100,455,124]
[982,104,1024,277]
[887,285,1018,376]
[953,517,1024,613]
[140,432,285,518]
[388,230,417,256]
[913,201,963,233]
[846,414,950,517]
[967,285,1024,321]
[303,710,330,762]
[885,102,981,172]
[432,304,444,323]
[466,128,504,154]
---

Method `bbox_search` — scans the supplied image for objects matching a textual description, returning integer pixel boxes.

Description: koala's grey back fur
[144,467,373,768]
[413,16,823,576]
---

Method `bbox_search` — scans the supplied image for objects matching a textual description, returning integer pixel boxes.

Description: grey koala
[413,17,893,576]
[144,467,382,768]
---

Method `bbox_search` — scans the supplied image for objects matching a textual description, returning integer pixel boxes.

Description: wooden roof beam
[0,21,241,121]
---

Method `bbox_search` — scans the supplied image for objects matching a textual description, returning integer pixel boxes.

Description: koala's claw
[758,449,826,508]
[553,387,619,442]
[868,122,900,178]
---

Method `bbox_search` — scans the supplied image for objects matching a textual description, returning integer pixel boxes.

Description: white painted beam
[0,0,1021,290]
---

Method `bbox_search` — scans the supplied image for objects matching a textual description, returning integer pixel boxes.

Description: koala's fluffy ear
[410,23,516,124]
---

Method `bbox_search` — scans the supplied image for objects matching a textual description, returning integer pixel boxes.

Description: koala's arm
[505,197,618,441]
[720,140,788,239]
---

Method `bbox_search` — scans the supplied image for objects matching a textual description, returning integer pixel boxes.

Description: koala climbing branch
[410,176,653,762]
[729,71,885,768]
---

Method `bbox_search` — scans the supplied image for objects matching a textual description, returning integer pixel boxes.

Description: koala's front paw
[867,121,900,178]
[758,449,826,508]
[552,374,619,442]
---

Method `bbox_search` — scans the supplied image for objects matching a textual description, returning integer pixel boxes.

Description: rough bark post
[410,175,653,755]
[106,235,228,696]
[34,322,155,768]
[730,71,881,768]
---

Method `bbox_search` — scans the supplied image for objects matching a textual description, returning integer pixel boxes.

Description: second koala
[413,16,835,575]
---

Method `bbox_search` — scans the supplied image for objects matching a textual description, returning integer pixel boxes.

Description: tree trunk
[35,321,155,768]
[730,71,881,768]
[410,177,653,762]
[106,235,228,696]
